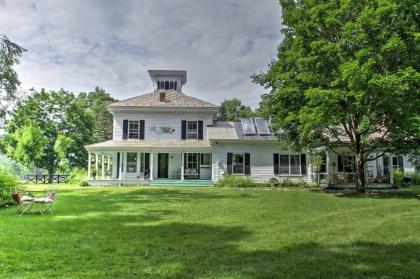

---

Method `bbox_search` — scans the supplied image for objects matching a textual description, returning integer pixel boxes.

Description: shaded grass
[1,184,420,278]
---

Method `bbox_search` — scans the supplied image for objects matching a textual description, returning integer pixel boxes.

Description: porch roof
[85,140,212,151]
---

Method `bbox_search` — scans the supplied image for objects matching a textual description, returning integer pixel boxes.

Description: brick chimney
[160,92,166,102]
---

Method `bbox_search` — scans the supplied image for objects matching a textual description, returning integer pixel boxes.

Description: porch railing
[311,172,391,185]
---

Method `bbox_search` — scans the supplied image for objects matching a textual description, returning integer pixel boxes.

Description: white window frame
[126,152,137,173]
[279,154,301,175]
[186,120,198,140]
[232,153,245,175]
[128,120,140,139]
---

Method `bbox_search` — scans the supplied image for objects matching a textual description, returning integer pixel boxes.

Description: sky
[0,0,282,108]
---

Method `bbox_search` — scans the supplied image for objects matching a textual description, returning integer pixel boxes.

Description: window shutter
[181,120,187,140]
[122,120,128,140]
[184,153,187,169]
[338,156,343,172]
[300,154,307,174]
[116,152,121,178]
[245,153,251,175]
[139,120,145,140]
[383,155,389,176]
[398,156,404,172]
[144,153,150,178]
[273,153,279,175]
[227,153,233,174]
[198,120,204,140]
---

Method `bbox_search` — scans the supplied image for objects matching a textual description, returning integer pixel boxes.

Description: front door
[158,153,169,178]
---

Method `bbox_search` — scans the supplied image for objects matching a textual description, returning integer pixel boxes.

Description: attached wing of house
[85,69,416,187]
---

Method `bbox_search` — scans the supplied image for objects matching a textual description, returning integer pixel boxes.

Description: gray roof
[208,121,278,141]
[108,90,218,109]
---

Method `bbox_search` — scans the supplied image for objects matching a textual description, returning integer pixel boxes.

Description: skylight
[255,118,271,134]
[241,118,256,134]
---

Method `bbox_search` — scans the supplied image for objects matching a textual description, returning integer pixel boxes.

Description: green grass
[1,184,420,278]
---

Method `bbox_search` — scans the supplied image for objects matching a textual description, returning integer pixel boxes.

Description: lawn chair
[12,193,35,215]
[33,191,56,214]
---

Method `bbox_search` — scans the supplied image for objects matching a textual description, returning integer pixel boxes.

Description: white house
[85,69,416,187]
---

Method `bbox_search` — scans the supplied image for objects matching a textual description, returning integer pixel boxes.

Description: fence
[24,175,69,184]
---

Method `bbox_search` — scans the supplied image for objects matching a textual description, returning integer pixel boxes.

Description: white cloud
[0,0,282,108]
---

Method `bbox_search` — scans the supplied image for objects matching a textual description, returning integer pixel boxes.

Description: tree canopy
[0,35,26,120]
[215,98,255,121]
[78,87,116,142]
[253,0,420,192]
[4,89,95,177]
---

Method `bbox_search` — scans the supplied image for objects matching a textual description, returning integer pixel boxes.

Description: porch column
[95,153,99,180]
[101,154,105,179]
[388,155,394,184]
[150,153,154,181]
[119,152,123,180]
[87,152,92,180]
[181,152,185,180]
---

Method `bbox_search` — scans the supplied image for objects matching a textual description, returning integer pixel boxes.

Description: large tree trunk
[355,153,366,193]
[47,168,54,184]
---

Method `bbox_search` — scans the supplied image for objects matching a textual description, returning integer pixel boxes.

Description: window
[128,120,140,139]
[339,155,355,172]
[319,154,327,173]
[186,153,198,171]
[170,81,174,89]
[279,155,289,174]
[201,153,211,167]
[279,154,301,175]
[174,81,177,90]
[165,81,169,90]
[187,121,198,139]
[126,153,137,173]
[290,155,300,174]
[233,154,244,174]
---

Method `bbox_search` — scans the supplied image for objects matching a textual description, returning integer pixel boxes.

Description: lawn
[1,185,420,279]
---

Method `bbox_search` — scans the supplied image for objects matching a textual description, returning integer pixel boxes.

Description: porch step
[151,179,214,187]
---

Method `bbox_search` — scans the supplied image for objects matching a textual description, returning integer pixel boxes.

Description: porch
[86,150,214,186]
[309,150,404,189]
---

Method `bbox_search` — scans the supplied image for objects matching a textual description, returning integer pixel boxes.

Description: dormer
[148,70,187,92]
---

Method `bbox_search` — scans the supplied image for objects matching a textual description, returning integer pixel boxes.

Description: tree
[78,87,116,142]
[253,0,420,192]
[4,89,95,180]
[215,98,255,121]
[0,35,26,120]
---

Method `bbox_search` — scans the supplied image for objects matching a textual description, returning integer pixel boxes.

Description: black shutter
[383,155,389,176]
[116,152,121,178]
[227,153,233,174]
[181,120,187,140]
[273,153,279,175]
[198,120,204,140]
[139,120,145,140]
[338,156,343,172]
[301,154,307,174]
[398,156,404,172]
[144,153,150,177]
[184,153,187,169]
[122,120,128,140]
[245,153,251,175]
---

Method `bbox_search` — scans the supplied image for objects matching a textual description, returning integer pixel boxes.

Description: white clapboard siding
[212,143,309,183]
[113,111,214,141]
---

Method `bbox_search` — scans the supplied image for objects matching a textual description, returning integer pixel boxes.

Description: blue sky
[0,0,282,108]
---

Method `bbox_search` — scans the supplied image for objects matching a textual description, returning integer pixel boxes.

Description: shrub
[0,168,19,207]
[216,175,261,188]
[393,168,404,187]
[279,178,317,188]
[68,168,89,186]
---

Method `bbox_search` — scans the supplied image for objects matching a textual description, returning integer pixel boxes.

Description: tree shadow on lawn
[331,190,420,200]
[3,189,420,278]
[19,219,420,279]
